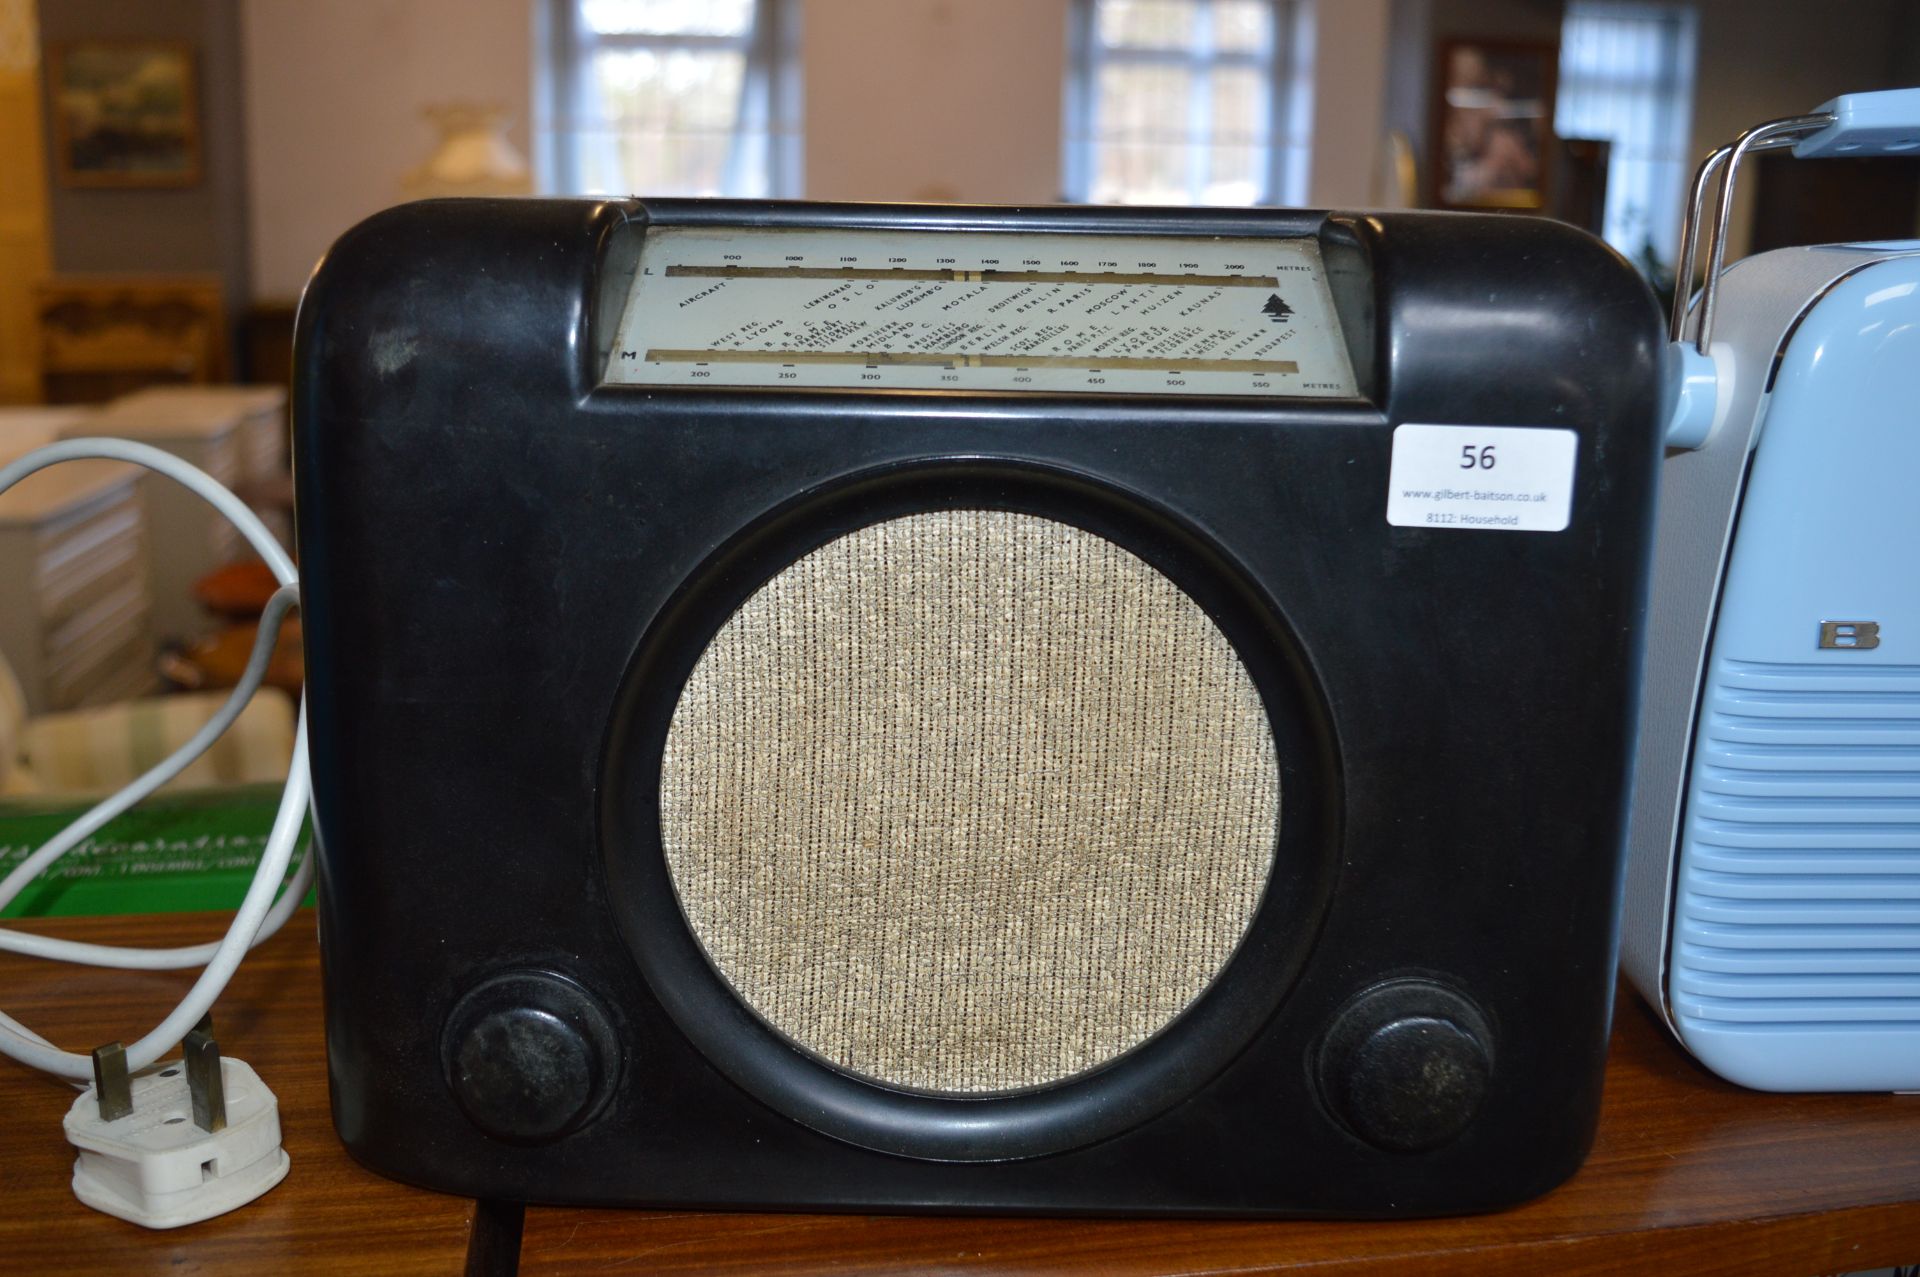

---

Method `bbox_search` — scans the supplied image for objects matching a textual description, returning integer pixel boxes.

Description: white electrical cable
[0,437,310,1080]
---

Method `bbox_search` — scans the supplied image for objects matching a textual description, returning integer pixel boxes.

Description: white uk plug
[63,1055,289,1228]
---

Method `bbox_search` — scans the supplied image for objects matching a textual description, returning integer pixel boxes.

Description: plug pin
[184,1014,226,1133]
[91,1043,132,1122]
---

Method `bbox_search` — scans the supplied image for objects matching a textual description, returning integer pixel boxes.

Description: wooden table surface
[1,911,1915,1276]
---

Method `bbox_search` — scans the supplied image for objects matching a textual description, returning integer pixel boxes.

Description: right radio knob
[1317,979,1494,1153]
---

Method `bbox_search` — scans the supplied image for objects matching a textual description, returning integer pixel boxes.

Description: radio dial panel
[606,227,1359,399]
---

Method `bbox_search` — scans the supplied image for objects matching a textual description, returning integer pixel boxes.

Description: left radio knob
[441,970,621,1143]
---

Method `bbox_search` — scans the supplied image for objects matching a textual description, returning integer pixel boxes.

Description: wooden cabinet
[33,275,229,405]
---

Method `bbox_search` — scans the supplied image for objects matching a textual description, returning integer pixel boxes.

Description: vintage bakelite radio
[295,198,1663,1216]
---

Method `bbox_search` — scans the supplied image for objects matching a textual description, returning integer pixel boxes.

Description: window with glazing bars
[1063,0,1311,206]
[1555,1,1699,269]
[537,0,801,198]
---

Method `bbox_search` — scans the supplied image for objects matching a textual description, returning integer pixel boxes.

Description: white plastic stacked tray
[107,385,288,491]
[79,387,288,644]
[0,408,155,714]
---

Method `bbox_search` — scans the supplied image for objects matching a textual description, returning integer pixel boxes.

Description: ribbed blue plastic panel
[1660,251,1920,1089]
[1674,658,1920,1027]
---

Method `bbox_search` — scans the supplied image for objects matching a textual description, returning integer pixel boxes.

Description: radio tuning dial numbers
[1317,979,1494,1154]
[606,226,1358,398]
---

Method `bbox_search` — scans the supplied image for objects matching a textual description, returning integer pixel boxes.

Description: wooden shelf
[1,911,1915,1275]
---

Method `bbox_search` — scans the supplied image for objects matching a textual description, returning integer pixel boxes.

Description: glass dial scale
[607,227,1359,398]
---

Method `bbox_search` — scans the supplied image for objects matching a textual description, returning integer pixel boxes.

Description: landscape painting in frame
[51,42,202,188]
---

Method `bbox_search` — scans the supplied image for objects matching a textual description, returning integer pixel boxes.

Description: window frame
[1554,0,1699,267]
[535,0,802,200]
[1062,0,1308,207]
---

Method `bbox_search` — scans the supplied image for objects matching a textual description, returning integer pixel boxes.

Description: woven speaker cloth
[660,509,1280,1094]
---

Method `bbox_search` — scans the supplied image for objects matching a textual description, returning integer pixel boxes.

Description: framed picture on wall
[1430,38,1557,210]
[49,41,202,189]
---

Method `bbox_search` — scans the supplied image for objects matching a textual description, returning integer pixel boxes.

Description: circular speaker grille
[659,509,1280,1094]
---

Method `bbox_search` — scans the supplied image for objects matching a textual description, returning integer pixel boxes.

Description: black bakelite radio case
[294,198,1664,1217]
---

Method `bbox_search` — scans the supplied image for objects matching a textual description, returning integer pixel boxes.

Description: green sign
[0,784,312,918]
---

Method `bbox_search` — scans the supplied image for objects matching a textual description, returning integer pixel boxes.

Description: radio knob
[1317,980,1493,1153]
[442,971,620,1144]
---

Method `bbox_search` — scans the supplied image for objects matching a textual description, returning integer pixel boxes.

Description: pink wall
[241,0,532,300]
[804,0,1069,203]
